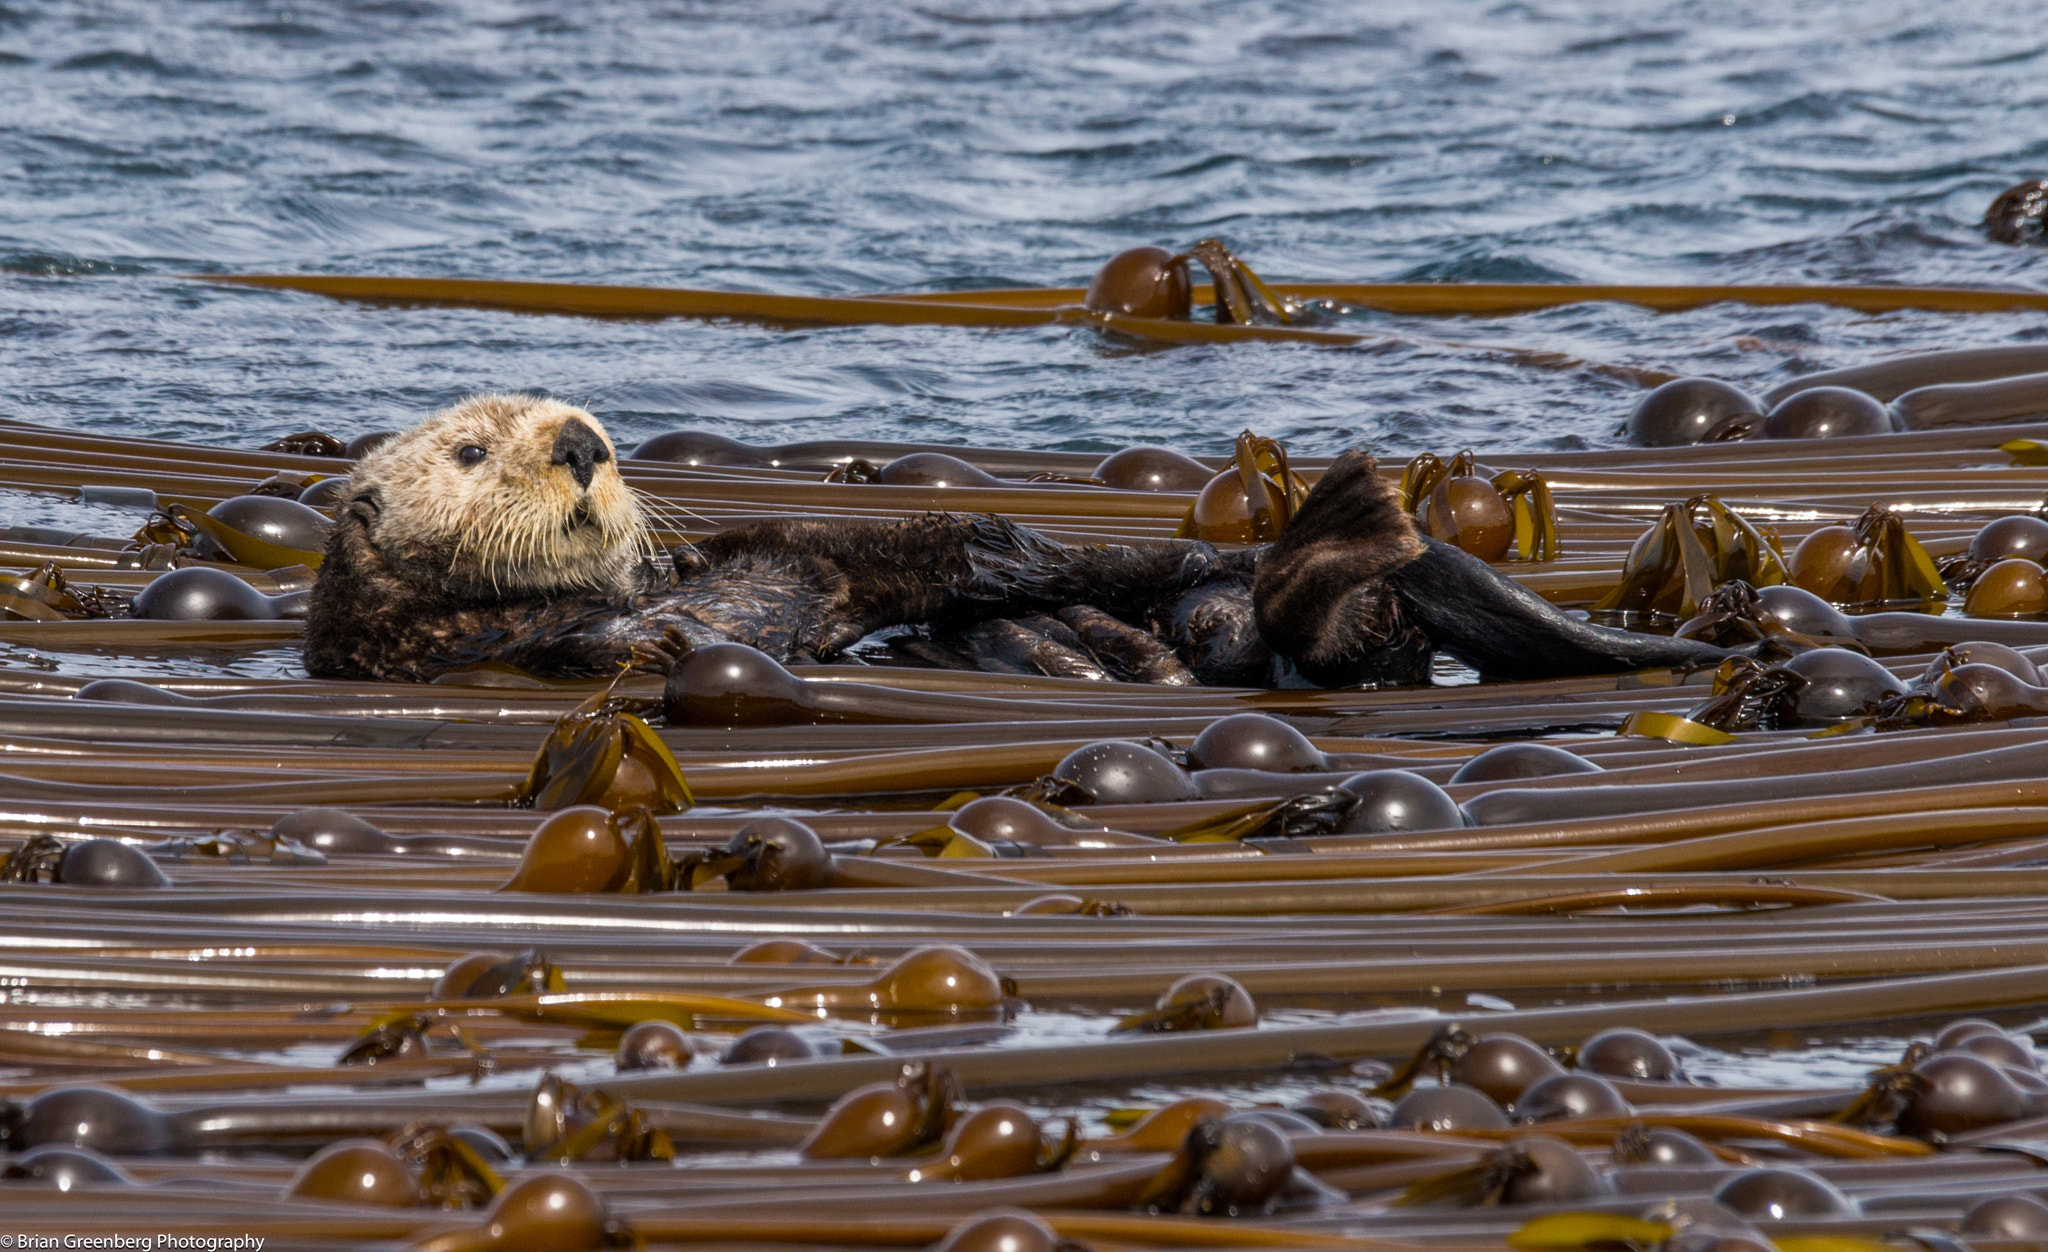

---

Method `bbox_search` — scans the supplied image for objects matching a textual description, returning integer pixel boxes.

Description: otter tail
[1389,539,1730,680]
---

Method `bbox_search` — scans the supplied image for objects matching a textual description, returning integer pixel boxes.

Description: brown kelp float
[1986,179,2048,245]
[1398,451,1560,563]
[26,272,2048,1249]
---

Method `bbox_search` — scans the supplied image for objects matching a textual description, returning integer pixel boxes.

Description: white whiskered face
[350,394,647,599]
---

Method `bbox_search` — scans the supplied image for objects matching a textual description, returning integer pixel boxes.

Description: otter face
[348,394,646,600]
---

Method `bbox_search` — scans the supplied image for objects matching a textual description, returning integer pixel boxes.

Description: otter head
[347,394,646,601]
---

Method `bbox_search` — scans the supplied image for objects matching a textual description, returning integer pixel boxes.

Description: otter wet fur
[1257,449,1731,683]
[305,395,1729,685]
[1253,449,1430,686]
[306,394,664,680]
[309,395,1034,680]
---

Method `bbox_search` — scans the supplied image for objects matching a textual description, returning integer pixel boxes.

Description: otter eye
[456,445,487,467]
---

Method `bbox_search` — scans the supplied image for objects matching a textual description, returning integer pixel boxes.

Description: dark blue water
[5,1,2048,458]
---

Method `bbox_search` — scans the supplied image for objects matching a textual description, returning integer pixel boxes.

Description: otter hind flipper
[1153,580,1274,687]
[1251,449,1433,687]
[1059,605,1200,686]
[1390,538,1730,681]
[949,615,1112,680]
[694,512,1259,674]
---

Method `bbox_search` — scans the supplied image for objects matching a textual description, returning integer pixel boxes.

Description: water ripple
[0,0,2046,456]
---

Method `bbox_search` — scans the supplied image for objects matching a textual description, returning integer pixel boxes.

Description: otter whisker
[632,511,701,553]
[628,493,710,558]
[628,484,715,531]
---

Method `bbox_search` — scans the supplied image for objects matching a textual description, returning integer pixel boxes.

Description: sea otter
[304,394,1728,685]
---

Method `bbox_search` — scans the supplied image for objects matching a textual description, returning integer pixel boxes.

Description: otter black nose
[550,420,610,490]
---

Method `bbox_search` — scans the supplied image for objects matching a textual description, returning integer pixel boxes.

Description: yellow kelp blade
[1154,798,1291,844]
[522,704,692,815]
[1773,1239,1902,1252]
[1701,496,1787,587]
[1592,503,1685,615]
[1399,450,1479,514]
[1173,429,1312,543]
[1508,1213,1672,1250]
[522,715,624,809]
[2002,438,2048,465]
[1493,469,1561,562]
[1595,495,1774,617]
[1619,710,1735,746]
[878,825,998,858]
[619,714,695,811]
[1893,522,1949,602]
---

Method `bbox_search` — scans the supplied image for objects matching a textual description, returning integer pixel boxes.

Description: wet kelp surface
[10,417,2048,1249]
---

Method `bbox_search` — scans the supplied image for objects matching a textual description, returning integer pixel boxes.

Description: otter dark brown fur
[305,396,1730,686]
[1254,449,1431,687]
[307,504,1069,681]
[1254,448,1729,683]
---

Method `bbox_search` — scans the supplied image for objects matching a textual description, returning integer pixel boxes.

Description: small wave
[349,0,437,16]
[0,252,146,277]
[248,124,445,163]
[1282,154,1392,174]
[229,21,331,42]
[53,49,187,76]
[1933,43,2048,69]
[597,378,828,412]
[1155,153,1250,179]
[912,3,1137,30]
[1009,140,1168,163]
[1634,92,1845,133]
[1248,29,1404,57]
[1562,28,1681,55]
[396,60,512,93]
[1714,215,1998,285]
[834,362,961,398]
[484,13,585,34]
[1394,255,1581,284]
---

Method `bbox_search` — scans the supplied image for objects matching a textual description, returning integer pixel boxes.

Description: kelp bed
[15,402,2048,1252]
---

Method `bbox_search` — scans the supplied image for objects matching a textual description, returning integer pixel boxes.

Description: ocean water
[3,0,2047,459]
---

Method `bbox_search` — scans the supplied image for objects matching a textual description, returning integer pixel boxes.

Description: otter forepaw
[631,624,698,675]
[800,615,868,660]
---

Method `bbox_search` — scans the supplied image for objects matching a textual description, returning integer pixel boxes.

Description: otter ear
[345,489,382,519]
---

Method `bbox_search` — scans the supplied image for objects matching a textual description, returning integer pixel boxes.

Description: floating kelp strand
[17,414,2048,1237]
[197,269,2048,330]
[35,903,2048,992]
[0,406,2038,478]
[583,961,2048,1108]
[1462,740,2048,828]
